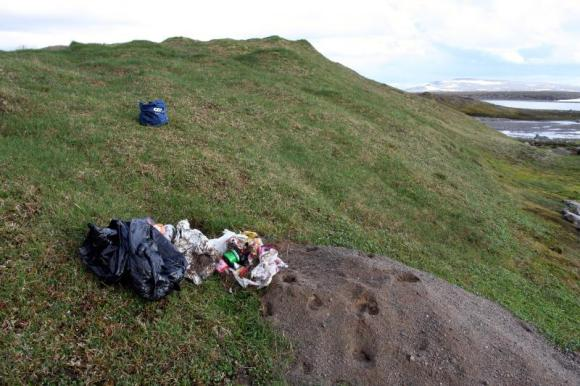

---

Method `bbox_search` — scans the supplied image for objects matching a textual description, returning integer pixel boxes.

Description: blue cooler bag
[139,99,168,126]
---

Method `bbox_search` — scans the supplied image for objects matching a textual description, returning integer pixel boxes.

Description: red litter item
[216,259,229,273]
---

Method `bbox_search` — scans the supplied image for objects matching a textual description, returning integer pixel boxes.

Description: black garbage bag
[79,218,187,300]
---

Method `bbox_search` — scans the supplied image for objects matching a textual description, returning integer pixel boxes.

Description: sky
[1,0,580,89]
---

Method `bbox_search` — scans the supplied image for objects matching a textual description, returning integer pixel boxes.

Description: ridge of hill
[0,36,578,383]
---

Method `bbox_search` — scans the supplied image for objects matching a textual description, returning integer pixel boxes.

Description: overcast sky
[2,0,580,88]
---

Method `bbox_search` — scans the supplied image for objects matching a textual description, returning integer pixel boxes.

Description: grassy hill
[0,37,578,383]
[419,92,580,120]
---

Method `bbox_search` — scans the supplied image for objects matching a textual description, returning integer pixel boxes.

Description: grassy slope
[0,37,578,383]
[420,92,580,120]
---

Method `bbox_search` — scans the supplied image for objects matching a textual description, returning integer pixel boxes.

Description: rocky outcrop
[562,200,580,230]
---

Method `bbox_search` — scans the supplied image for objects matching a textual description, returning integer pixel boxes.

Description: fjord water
[477,118,580,139]
[484,100,580,111]
[479,100,580,139]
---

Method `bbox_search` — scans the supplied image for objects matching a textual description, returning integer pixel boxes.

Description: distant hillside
[408,78,580,93]
[429,90,580,101]
[0,37,578,383]
[419,92,580,120]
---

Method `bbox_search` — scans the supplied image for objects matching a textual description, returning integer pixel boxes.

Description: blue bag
[139,99,169,126]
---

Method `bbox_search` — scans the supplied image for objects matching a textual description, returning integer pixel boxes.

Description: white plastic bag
[207,229,237,255]
[250,248,288,288]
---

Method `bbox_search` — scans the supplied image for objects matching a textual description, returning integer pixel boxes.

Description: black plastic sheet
[79,218,187,300]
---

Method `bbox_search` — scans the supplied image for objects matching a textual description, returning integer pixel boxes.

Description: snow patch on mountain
[407,78,580,92]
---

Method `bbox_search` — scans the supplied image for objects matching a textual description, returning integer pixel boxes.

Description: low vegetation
[1,37,578,383]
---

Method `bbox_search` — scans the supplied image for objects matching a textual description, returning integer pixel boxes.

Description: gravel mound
[261,244,579,385]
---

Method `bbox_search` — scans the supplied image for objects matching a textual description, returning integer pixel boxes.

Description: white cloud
[311,35,431,71]
[404,0,580,64]
[489,49,526,64]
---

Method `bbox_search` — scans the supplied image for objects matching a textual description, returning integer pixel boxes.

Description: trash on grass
[172,220,218,285]
[167,223,286,289]
[139,99,169,126]
[79,218,187,300]
[562,200,580,230]
[154,223,175,241]
[231,246,288,289]
[208,229,237,256]
[79,217,287,297]
[564,200,580,215]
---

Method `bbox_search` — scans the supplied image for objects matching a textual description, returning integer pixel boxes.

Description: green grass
[420,92,580,120]
[1,36,578,383]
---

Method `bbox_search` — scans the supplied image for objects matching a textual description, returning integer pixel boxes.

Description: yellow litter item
[243,230,259,239]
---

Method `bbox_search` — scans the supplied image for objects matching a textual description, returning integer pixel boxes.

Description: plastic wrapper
[231,246,288,289]
[172,220,217,285]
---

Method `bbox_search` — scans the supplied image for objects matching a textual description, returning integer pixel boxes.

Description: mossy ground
[0,37,578,383]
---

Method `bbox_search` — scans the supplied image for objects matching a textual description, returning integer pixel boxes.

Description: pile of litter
[562,200,580,230]
[79,218,287,300]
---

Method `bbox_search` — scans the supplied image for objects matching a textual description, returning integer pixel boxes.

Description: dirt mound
[262,245,579,385]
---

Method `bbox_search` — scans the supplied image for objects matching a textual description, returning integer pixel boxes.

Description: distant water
[483,100,580,111]
[477,118,580,139]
